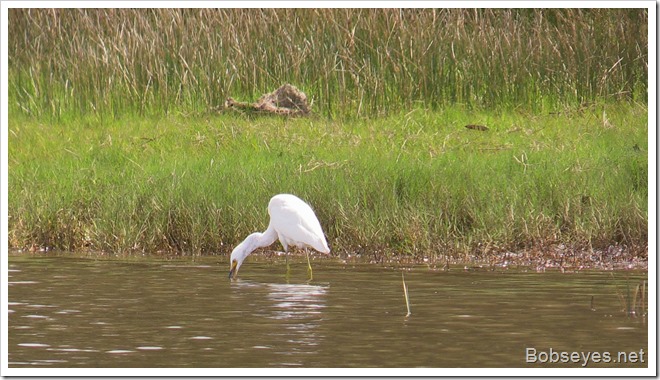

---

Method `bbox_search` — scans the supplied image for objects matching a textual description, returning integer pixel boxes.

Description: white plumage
[229,194,330,279]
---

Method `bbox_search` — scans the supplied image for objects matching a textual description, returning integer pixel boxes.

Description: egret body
[229,194,330,279]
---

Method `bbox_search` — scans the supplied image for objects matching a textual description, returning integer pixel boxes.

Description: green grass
[8,9,647,119]
[7,8,648,260]
[8,103,648,258]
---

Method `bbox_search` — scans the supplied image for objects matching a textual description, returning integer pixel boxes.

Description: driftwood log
[465,124,489,131]
[225,84,311,116]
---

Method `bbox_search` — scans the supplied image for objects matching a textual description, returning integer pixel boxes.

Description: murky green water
[8,254,648,368]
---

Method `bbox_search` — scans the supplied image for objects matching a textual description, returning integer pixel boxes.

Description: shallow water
[7,254,648,368]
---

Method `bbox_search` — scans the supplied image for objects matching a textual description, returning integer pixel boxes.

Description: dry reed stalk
[402,272,411,317]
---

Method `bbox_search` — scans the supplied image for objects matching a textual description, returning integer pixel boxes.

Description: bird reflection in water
[268,283,327,346]
[230,281,328,364]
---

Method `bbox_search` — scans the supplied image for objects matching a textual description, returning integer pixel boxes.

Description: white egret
[229,194,330,279]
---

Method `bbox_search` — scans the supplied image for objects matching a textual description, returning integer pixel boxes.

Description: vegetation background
[9,9,647,118]
[8,9,648,264]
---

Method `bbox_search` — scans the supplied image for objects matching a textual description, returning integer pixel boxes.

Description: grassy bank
[8,103,648,259]
[9,9,647,119]
[8,8,648,262]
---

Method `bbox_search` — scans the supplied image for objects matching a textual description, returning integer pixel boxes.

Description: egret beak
[229,260,238,279]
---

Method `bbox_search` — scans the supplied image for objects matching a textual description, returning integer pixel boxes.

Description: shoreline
[8,242,648,272]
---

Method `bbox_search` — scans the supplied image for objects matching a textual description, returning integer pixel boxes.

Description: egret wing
[268,194,330,253]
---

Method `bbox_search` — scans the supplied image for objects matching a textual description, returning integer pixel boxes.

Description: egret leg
[285,250,291,278]
[306,248,313,280]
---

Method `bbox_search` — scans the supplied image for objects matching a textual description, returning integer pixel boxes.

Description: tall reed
[9,9,648,119]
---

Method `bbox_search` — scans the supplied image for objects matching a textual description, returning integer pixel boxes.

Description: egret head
[228,248,242,279]
[228,239,251,279]
[228,232,270,279]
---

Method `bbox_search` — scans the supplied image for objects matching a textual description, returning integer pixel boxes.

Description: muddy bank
[11,242,648,272]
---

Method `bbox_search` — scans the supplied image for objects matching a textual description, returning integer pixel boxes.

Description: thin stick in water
[402,272,411,317]
[641,280,646,316]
